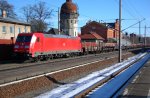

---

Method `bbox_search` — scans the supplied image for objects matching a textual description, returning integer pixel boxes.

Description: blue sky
[8,0,150,36]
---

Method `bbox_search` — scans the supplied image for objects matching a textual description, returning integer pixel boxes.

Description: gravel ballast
[0,53,134,98]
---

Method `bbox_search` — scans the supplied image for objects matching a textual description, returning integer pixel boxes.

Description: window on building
[24,27,27,32]
[18,28,21,33]
[10,27,13,33]
[75,20,76,23]
[2,26,6,33]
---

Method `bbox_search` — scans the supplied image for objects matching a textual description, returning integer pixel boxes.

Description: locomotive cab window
[16,36,32,42]
[37,37,40,42]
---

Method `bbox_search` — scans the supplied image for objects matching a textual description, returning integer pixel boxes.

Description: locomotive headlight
[14,45,19,48]
[25,45,29,48]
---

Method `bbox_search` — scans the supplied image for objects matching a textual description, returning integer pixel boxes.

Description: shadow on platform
[45,75,67,85]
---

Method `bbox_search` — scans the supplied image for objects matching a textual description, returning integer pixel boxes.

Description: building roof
[106,23,115,28]
[47,28,59,35]
[47,28,65,35]
[0,17,30,26]
[82,21,107,29]
[80,32,104,40]
[61,0,77,14]
[82,21,117,30]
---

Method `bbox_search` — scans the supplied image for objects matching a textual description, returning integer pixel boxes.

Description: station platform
[120,60,150,98]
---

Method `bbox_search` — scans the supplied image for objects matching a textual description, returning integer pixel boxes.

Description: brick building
[81,19,119,42]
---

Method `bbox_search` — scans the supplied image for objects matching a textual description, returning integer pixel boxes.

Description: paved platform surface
[121,60,150,98]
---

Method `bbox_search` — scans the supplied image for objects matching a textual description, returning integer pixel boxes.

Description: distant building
[130,33,138,44]
[47,28,59,35]
[60,0,79,37]
[0,10,31,41]
[80,31,104,43]
[81,19,119,42]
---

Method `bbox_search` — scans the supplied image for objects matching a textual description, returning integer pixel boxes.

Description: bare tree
[22,5,33,22]
[0,0,16,18]
[22,1,52,32]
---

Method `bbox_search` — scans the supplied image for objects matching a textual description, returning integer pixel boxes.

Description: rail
[87,52,150,98]
[36,52,150,98]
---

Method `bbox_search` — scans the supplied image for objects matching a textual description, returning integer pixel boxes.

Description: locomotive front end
[14,33,33,58]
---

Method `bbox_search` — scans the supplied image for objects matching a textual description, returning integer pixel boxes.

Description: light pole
[139,21,141,43]
[138,19,145,43]
[144,25,146,47]
[53,8,60,35]
[119,0,122,62]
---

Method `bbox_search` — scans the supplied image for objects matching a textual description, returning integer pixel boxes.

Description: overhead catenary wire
[127,0,145,20]
[122,18,145,32]
[47,0,149,36]
[48,1,119,28]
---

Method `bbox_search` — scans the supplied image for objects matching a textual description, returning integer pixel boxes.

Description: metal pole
[144,25,146,46]
[119,0,122,62]
[139,21,141,43]
[58,7,60,35]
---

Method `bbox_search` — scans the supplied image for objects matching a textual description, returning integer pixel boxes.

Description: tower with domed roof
[60,0,79,37]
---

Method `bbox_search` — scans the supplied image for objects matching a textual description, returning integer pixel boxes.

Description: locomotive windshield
[16,36,32,42]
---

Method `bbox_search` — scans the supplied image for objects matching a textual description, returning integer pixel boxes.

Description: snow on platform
[35,53,146,98]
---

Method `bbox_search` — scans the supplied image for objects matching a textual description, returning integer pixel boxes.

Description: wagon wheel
[33,57,39,62]
[50,55,54,59]
[26,57,34,63]
[43,55,49,61]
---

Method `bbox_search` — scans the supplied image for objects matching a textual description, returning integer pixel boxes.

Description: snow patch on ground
[35,53,146,98]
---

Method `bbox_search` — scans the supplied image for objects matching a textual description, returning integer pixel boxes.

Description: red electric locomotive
[14,32,82,60]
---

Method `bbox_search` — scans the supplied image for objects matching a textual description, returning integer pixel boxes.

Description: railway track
[36,52,149,98]
[0,52,114,72]
[0,48,143,71]
[0,51,121,84]
[0,48,145,98]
